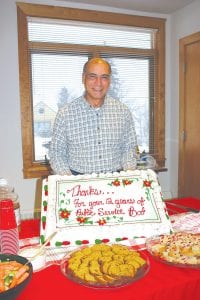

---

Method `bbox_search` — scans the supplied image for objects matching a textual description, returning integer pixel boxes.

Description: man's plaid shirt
[50,95,137,175]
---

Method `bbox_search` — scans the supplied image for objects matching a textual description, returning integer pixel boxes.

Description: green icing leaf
[55,241,63,246]
[75,240,82,245]
[115,238,122,242]
[42,216,46,222]
[95,239,102,244]
[40,235,45,244]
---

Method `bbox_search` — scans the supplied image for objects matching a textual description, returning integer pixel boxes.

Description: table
[17,197,200,300]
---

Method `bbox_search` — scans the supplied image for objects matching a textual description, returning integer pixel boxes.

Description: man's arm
[121,109,138,171]
[49,109,71,175]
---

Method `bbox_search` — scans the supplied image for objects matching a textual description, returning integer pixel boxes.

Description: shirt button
[97,127,100,130]
[99,155,102,159]
[98,141,101,144]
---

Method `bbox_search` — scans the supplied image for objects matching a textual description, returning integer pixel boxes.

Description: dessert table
[17,197,200,300]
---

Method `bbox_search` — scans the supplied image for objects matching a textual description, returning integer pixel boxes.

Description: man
[50,57,138,175]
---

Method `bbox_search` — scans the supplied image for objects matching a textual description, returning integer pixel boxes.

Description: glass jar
[0,178,14,196]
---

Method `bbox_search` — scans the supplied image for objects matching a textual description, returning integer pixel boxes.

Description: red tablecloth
[165,197,200,215]
[19,219,40,240]
[17,197,200,300]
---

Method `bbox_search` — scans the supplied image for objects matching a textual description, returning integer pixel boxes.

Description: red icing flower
[112,179,120,186]
[77,217,87,224]
[122,179,132,186]
[143,180,152,187]
[60,210,70,220]
[97,219,106,226]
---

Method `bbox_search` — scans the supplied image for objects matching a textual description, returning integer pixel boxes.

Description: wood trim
[154,22,165,168]
[178,36,185,197]
[17,2,165,28]
[29,41,157,57]
[17,5,52,178]
[17,7,39,178]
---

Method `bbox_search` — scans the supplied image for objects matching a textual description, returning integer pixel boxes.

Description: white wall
[0,0,37,214]
[0,0,199,214]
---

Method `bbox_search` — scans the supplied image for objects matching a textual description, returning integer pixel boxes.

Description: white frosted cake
[40,169,172,247]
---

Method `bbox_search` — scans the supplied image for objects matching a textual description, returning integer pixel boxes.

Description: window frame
[17,2,166,179]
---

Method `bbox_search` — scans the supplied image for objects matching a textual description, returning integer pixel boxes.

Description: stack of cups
[0,199,19,254]
[0,179,21,231]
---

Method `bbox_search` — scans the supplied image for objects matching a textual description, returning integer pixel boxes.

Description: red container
[0,199,19,254]
[0,199,17,230]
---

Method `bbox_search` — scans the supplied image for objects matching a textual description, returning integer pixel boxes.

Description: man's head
[82,57,111,106]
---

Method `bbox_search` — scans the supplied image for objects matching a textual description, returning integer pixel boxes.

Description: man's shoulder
[106,95,130,111]
[59,96,82,112]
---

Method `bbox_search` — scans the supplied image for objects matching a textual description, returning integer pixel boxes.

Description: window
[17,2,166,179]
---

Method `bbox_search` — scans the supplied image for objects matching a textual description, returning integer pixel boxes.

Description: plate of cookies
[60,243,150,288]
[146,231,200,268]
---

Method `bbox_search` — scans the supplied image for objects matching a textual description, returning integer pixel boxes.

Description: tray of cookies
[60,243,150,288]
[146,231,200,268]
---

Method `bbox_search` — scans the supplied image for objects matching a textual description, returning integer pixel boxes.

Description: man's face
[82,61,111,104]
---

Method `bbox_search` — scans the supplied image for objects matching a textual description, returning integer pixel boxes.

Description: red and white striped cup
[0,199,19,254]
